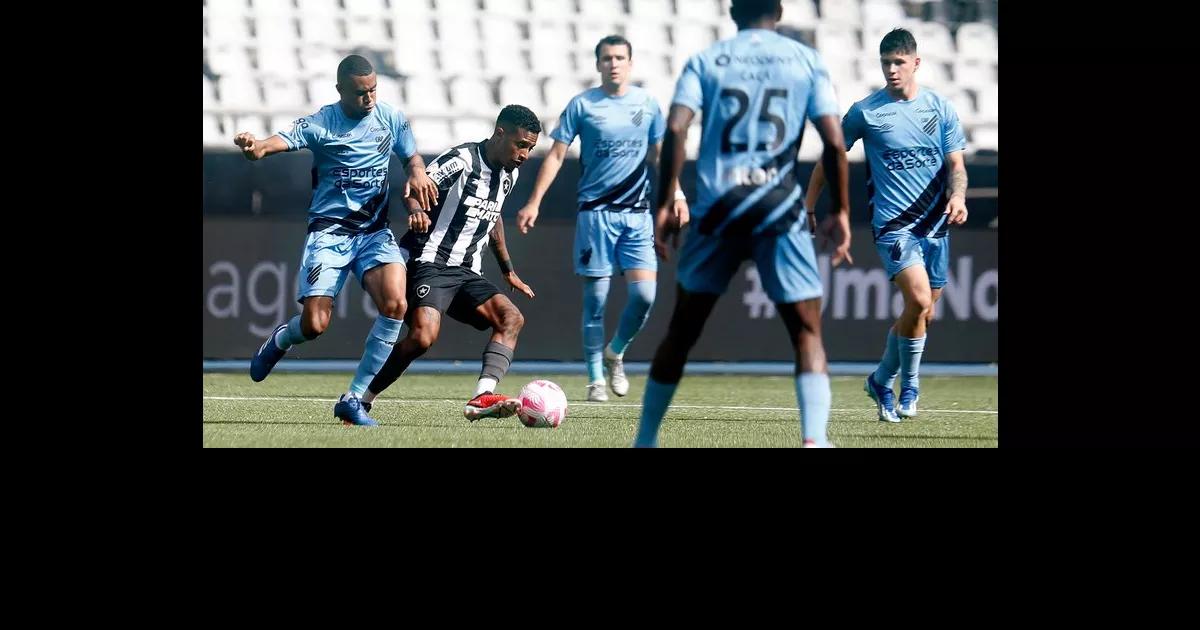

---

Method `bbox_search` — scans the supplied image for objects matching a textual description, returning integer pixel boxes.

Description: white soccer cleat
[603,350,629,397]
[586,382,609,402]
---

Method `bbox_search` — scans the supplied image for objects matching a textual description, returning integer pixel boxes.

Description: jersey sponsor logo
[430,159,465,185]
[882,146,940,171]
[875,111,897,117]
[725,165,781,187]
[594,138,644,158]
[463,195,502,222]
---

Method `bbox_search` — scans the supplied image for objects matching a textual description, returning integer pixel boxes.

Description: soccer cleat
[898,387,920,418]
[463,392,521,421]
[803,439,837,448]
[250,324,289,382]
[586,382,609,402]
[864,373,901,423]
[334,394,378,426]
[603,352,629,397]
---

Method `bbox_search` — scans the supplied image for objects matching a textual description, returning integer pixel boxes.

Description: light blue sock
[796,373,831,446]
[274,315,310,350]
[609,280,656,356]
[899,335,927,391]
[349,316,404,396]
[874,329,901,389]
[582,277,610,382]
[635,377,678,448]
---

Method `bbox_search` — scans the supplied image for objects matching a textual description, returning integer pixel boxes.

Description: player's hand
[408,209,431,233]
[505,272,535,298]
[654,202,683,262]
[673,198,690,230]
[806,211,817,235]
[407,170,439,211]
[516,203,539,234]
[819,211,854,267]
[233,132,260,160]
[945,196,968,225]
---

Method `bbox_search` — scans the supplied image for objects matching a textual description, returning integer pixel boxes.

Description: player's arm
[944,150,968,225]
[489,219,535,298]
[406,193,431,234]
[654,104,694,261]
[516,140,569,234]
[404,153,438,211]
[813,114,854,266]
[233,133,289,161]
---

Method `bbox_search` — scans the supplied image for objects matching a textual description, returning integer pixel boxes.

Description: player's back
[674,28,838,237]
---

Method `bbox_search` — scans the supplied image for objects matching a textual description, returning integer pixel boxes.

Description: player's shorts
[574,209,658,277]
[407,261,500,331]
[873,230,950,289]
[296,227,408,303]
[677,219,822,303]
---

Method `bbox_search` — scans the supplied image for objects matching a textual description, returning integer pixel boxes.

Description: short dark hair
[594,34,633,60]
[880,28,918,56]
[730,0,781,27]
[336,54,374,84]
[496,104,542,134]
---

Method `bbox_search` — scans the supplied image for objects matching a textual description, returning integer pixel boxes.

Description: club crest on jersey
[631,109,644,127]
[501,175,512,195]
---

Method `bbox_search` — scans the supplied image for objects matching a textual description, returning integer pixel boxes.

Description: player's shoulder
[575,86,606,105]
[917,87,955,112]
[851,89,892,114]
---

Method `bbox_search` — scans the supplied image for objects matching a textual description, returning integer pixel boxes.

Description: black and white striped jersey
[400,140,519,276]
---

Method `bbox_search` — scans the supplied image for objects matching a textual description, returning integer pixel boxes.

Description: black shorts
[407,261,498,331]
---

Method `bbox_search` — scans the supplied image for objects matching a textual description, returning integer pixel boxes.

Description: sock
[582,277,610,382]
[478,341,514,393]
[475,377,499,396]
[796,373,831,447]
[609,280,656,356]
[899,335,927,391]
[634,377,678,448]
[874,328,901,389]
[274,315,311,350]
[349,316,404,396]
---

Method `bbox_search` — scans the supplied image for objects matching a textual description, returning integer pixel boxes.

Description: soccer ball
[517,379,568,428]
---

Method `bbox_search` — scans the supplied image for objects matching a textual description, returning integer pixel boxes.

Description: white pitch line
[203,396,998,415]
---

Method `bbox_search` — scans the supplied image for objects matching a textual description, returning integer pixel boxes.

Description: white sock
[475,377,498,396]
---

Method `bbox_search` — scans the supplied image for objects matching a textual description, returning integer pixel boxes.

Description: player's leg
[250,232,351,382]
[332,231,410,423]
[633,228,741,447]
[891,258,935,421]
[462,288,526,421]
[896,234,949,417]
[865,231,929,422]
[576,210,617,401]
[755,221,833,447]
[605,212,658,397]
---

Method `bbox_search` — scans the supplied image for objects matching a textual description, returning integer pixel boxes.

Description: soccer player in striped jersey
[235,54,439,426]
[805,28,969,423]
[633,0,853,448]
[516,35,687,403]
[360,105,540,422]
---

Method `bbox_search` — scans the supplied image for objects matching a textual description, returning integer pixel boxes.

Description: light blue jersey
[277,100,417,235]
[842,87,967,239]
[551,86,666,212]
[673,28,839,236]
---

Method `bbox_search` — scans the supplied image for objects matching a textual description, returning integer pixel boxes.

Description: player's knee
[379,296,407,320]
[410,326,438,351]
[498,306,525,334]
[906,291,933,313]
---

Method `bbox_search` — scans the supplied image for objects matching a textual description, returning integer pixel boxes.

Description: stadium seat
[404,75,452,116]
[579,0,624,20]
[254,17,297,48]
[940,86,978,127]
[204,75,218,109]
[449,76,499,116]
[909,21,955,59]
[780,0,819,28]
[252,0,293,17]
[479,15,524,49]
[305,75,336,110]
[543,77,586,114]
[438,43,484,77]
[821,0,862,26]
[436,0,482,15]
[529,19,572,52]
[268,113,308,137]
[256,45,301,78]
[674,22,717,51]
[952,58,995,92]
[203,113,225,147]
[393,16,437,49]
[298,15,344,46]
[917,58,950,91]
[233,114,270,139]
[345,16,391,47]
[262,76,307,111]
[973,84,997,124]
[861,0,907,29]
[207,0,249,20]
[206,16,253,44]
[630,0,675,22]
[298,45,341,77]
[296,0,337,17]
[576,20,622,53]
[530,47,576,76]
[219,75,264,110]
[816,24,861,59]
[455,117,497,143]
[376,74,405,108]
[623,22,670,57]
[498,74,545,112]
[482,0,530,20]
[410,118,456,154]
[822,53,858,88]
[436,16,479,46]
[676,0,722,26]
[529,0,572,22]
[955,22,997,62]
[345,0,389,18]
[972,125,997,152]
